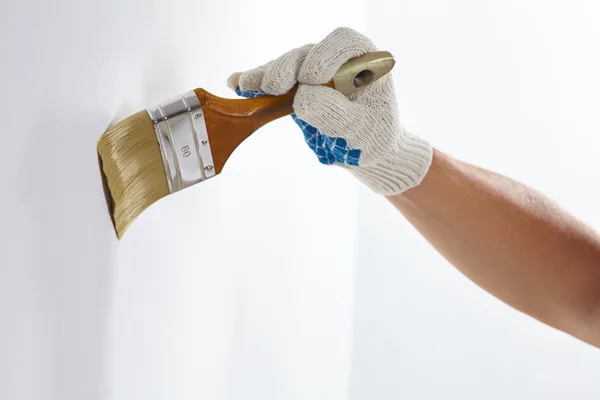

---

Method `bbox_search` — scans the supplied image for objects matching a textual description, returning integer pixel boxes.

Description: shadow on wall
[17,111,118,400]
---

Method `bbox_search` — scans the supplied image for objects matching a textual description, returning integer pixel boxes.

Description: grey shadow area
[17,110,119,400]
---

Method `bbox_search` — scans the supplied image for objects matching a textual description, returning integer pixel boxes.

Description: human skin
[387,149,600,348]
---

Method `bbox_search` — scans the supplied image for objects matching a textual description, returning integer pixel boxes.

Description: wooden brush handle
[192,51,395,174]
[192,51,394,175]
[193,81,334,174]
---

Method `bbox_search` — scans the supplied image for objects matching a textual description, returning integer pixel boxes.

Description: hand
[227,27,433,195]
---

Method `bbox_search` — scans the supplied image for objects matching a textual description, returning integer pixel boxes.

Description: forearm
[387,149,600,348]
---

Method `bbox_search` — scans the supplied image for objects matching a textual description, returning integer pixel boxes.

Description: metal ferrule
[147,91,215,194]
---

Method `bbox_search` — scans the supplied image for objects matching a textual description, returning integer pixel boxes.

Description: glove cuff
[348,132,433,195]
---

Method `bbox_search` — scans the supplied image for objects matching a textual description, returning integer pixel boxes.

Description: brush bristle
[97,110,169,238]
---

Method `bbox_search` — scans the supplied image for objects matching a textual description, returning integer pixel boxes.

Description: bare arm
[388,149,600,348]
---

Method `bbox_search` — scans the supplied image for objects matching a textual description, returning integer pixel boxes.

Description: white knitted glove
[228,27,433,195]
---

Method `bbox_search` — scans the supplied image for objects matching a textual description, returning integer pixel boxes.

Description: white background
[1,1,599,399]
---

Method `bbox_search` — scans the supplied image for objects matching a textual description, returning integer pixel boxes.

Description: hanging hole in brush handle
[353,69,375,88]
[332,50,395,96]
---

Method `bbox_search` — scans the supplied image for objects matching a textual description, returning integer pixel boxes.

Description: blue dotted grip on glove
[235,87,361,166]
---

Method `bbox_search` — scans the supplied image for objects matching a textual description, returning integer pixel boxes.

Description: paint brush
[97,51,395,238]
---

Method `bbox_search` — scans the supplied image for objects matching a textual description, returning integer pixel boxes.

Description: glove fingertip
[227,72,242,91]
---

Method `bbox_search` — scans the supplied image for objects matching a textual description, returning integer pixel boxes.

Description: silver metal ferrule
[147,91,215,194]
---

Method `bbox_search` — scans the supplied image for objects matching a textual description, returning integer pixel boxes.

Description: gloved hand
[227,27,433,195]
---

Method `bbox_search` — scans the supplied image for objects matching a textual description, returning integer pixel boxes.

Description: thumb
[293,84,367,139]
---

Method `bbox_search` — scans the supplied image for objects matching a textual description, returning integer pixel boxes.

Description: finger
[293,84,367,138]
[237,61,272,91]
[299,27,378,85]
[226,72,243,91]
[261,44,313,95]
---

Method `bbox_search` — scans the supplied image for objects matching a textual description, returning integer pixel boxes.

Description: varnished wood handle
[191,51,394,175]
[193,81,334,175]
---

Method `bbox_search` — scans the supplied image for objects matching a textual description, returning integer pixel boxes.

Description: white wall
[106,2,365,400]
[352,1,600,398]
[1,1,364,399]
